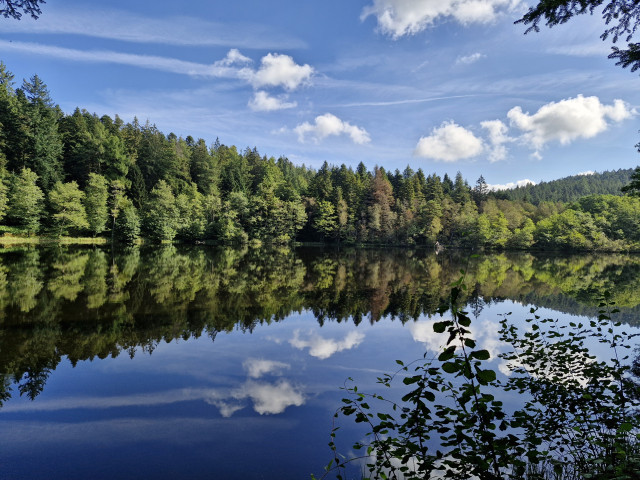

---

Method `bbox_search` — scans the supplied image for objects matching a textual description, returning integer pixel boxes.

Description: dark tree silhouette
[1,0,44,20]
[517,0,640,73]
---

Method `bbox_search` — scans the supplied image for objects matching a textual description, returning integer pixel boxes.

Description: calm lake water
[0,246,639,479]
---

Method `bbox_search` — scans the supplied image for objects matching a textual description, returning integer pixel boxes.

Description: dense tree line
[492,169,634,204]
[1,63,640,251]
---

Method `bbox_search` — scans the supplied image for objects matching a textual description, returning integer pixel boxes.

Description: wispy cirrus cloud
[1,7,306,49]
[456,52,486,65]
[0,42,314,110]
[0,40,240,78]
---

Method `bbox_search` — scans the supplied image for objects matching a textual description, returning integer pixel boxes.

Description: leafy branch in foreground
[316,279,640,480]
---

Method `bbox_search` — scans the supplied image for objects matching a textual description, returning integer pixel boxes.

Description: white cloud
[294,114,371,145]
[2,8,306,49]
[234,380,305,415]
[480,119,513,162]
[289,330,365,359]
[548,42,611,57]
[361,0,522,38]
[578,170,595,176]
[507,95,634,152]
[214,48,252,68]
[408,317,504,359]
[2,42,311,111]
[243,358,290,378]
[0,40,243,78]
[456,52,486,65]
[209,400,245,418]
[248,91,297,111]
[488,179,536,190]
[242,53,314,91]
[414,121,484,162]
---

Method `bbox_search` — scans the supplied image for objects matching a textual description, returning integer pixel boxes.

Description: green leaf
[619,422,634,432]
[403,375,421,385]
[433,321,448,333]
[476,369,496,383]
[438,346,456,362]
[471,350,490,360]
[442,362,460,374]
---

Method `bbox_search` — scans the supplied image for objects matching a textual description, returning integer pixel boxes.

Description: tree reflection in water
[1,245,640,405]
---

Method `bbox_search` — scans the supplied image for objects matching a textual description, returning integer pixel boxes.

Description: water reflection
[0,245,640,407]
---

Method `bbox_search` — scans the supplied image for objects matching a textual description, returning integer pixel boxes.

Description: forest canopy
[0,62,639,251]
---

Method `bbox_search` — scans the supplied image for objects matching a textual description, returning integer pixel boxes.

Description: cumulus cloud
[456,52,486,65]
[243,358,290,379]
[480,119,513,162]
[414,121,484,162]
[248,91,297,111]
[578,170,595,176]
[242,53,314,91]
[507,95,634,152]
[294,113,371,145]
[290,330,365,359]
[234,380,305,415]
[361,0,522,38]
[488,179,536,191]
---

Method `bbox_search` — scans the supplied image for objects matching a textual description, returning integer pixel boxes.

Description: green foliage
[84,173,109,236]
[323,277,640,480]
[114,200,140,244]
[0,62,639,249]
[48,180,89,236]
[143,180,179,242]
[621,166,640,196]
[495,169,634,205]
[0,175,7,223]
[18,75,63,191]
[8,167,44,233]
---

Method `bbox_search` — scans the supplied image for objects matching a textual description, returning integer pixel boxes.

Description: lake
[0,246,638,479]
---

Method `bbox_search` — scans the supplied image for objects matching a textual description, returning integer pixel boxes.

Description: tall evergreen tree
[18,75,63,190]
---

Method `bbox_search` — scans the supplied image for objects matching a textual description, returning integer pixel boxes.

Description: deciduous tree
[48,181,89,236]
[8,167,43,233]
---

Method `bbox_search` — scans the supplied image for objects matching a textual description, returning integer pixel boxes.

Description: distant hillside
[492,168,634,204]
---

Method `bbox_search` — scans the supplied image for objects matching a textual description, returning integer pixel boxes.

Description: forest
[2,62,640,251]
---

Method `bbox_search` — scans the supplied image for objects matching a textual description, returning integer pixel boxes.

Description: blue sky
[1,0,639,188]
